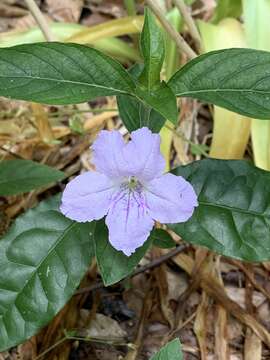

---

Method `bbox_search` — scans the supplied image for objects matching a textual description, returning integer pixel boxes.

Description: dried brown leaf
[79,312,127,339]
[46,0,83,22]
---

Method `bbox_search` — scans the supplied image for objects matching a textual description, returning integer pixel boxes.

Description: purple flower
[60,127,198,256]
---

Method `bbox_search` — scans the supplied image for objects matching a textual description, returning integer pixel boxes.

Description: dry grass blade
[194,291,209,359]
[83,111,118,132]
[227,259,270,303]
[214,257,229,360]
[193,250,212,360]
[244,265,262,360]
[31,103,55,144]
[244,330,262,360]
[173,254,270,348]
[154,262,175,329]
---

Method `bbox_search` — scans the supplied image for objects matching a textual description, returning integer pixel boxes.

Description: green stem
[66,335,128,346]
[124,0,137,16]
[165,123,209,158]
[123,0,139,48]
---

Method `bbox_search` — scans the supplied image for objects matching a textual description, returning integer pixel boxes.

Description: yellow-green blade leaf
[198,19,250,159]
[243,0,270,170]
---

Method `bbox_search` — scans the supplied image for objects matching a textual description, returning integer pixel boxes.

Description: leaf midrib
[199,200,269,218]
[177,88,270,97]
[0,174,63,187]
[0,75,133,95]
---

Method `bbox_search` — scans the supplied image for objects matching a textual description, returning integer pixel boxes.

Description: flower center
[127,176,140,191]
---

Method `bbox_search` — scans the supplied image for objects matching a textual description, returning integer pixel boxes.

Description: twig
[33,332,129,360]
[33,337,67,360]
[172,0,202,51]
[75,244,188,295]
[0,146,26,160]
[145,0,197,59]
[24,0,55,41]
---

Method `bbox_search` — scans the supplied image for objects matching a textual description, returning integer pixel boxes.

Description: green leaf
[139,8,165,89]
[243,0,270,171]
[170,159,270,262]
[151,339,183,360]
[94,220,152,286]
[168,48,270,120]
[0,42,136,105]
[136,81,178,124]
[190,143,209,156]
[0,196,94,351]
[151,229,176,249]
[117,94,166,132]
[211,0,242,24]
[117,64,166,132]
[0,42,176,123]
[0,159,65,196]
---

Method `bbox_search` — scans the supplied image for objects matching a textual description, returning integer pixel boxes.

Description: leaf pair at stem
[1,10,270,128]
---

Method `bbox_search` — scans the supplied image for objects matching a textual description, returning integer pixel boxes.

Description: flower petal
[105,191,154,256]
[124,127,165,181]
[146,173,198,223]
[92,130,129,179]
[60,171,115,222]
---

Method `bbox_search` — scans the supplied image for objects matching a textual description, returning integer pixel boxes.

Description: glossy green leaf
[170,159,270,262]
[151,339,183,360]
[151,229,176,249]
[0,196,94,351]
[94,220,152,286]
[211,0,242,24]
[117,94,165,132]
[0,42,136,105]
[136,81,178,124]
[117,64,165,132]
[168,48,270,120]
[0,42,176,123]
[0,159,65,196]
[139,8,165,88]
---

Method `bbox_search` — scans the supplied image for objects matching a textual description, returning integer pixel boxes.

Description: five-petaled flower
[60,127,198,256]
